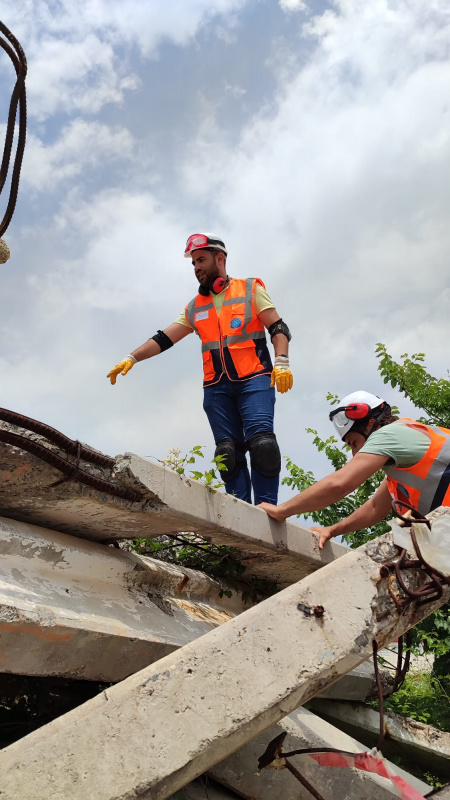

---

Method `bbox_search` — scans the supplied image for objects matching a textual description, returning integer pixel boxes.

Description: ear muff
[212,277,226,293]
[344,403,371,420]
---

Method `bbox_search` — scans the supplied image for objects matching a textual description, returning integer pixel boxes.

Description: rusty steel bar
[0,429,142,502]
[0,407,115,468]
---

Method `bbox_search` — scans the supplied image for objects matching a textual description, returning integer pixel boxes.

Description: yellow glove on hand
[107,355,136,385]
[270,355,293,394]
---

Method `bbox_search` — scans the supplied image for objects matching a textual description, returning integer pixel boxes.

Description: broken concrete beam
[1,531,448,800]
[0,516,244,681]
[310,698,450,783]
[210,705,431,799]
[0,430,347,586]
[0,515,385,697]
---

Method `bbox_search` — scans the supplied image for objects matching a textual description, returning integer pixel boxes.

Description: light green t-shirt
[173,282,275,329]
[359,422,430,468]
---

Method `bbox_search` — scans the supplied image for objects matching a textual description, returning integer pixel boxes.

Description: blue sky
[0,0,449,507]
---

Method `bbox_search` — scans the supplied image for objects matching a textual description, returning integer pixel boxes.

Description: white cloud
[2,0,450,490]
[279,0,308,12]
[3,0,250,120]
[21,120,134,189]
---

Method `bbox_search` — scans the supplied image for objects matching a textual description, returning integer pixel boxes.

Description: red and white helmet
[184,233,228,258]
[329,391,385,440]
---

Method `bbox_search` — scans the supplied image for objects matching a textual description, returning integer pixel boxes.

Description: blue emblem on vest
[230,317,243,329]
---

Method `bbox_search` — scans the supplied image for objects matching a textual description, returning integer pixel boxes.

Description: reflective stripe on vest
[185,277,272,386]
[384,419,450,514]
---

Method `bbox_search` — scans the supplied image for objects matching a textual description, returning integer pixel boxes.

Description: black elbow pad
[150,330,174,352]
[268,318,292,342]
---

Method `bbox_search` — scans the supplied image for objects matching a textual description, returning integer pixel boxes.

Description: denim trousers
[203,374,278,504]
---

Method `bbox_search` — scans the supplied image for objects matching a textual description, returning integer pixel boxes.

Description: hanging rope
[0,19,28,261]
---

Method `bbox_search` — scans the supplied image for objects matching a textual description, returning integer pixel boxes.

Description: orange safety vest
[185,277,273,387]
[384,418,450,515]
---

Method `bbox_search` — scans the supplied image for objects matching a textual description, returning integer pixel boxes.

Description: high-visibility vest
[384,418,450,515]
[185,277,273,387]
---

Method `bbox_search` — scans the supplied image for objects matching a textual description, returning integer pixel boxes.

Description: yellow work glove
[270,355,293,394]
[107,355,136,385]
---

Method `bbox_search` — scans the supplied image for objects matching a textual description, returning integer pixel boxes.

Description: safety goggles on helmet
[329,391,385,440]
[184,233,228,258]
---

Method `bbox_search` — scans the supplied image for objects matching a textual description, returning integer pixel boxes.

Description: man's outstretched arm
[107,323,192,384]
[258,452,388,520]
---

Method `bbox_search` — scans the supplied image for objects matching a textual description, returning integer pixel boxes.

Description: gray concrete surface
[310,698,450,780]
[210,705,431,799]
[1,531,448,800]
[0,426,346,586]
[0,515,386,698]
[0,516,245,681]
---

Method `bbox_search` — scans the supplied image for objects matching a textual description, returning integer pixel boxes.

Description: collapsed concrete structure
[0,415,449,799]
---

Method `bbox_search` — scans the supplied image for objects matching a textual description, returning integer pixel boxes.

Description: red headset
[344,403,371,419]
[330,403,371,422]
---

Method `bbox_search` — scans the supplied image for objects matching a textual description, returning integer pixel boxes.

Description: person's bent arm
[311,479,392,549]
[258,307,292,393]
[258,452,388,521]
[107,323,192,384]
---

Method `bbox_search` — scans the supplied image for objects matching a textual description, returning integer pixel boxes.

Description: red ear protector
[198,276,229,296]
[343,403,371,419]
[329,403,370,422]
[212,276,226,293]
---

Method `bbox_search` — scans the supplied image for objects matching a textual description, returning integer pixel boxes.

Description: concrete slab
[1,531,448,800]
[0,425,347,586]
[0,515,388,700]
[310,698,450,781]
[210,705,431,799]
[0,516,245,681]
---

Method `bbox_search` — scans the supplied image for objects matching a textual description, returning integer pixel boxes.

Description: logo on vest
[195,310,209,322]
[230,317,243,329]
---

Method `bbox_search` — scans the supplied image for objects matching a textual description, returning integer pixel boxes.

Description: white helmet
[329,391,385,440]
[184,233,228,258]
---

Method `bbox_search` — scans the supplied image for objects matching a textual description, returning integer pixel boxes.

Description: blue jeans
[203,374,278,504]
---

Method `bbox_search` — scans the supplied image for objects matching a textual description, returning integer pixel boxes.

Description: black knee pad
[248,432,281,478]
[214,439,246,482]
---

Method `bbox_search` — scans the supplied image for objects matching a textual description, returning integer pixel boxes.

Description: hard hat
[184,233,228,258]
[329,391,385,440]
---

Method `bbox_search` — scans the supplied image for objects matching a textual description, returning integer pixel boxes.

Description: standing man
[107,233,293,504]
[258,390,450,546]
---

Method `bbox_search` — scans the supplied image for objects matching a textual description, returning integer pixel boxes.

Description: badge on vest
[195,310,209,322]
[230,317,243,329]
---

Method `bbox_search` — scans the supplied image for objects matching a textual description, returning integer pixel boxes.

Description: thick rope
[0,19,27,253]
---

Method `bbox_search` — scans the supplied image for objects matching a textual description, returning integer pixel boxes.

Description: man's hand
[270,355,293,394]
[310,525,337,550]
[107,356,136,385]
[258,502,287,521]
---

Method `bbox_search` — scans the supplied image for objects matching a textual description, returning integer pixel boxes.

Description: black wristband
[150,330,174,352]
